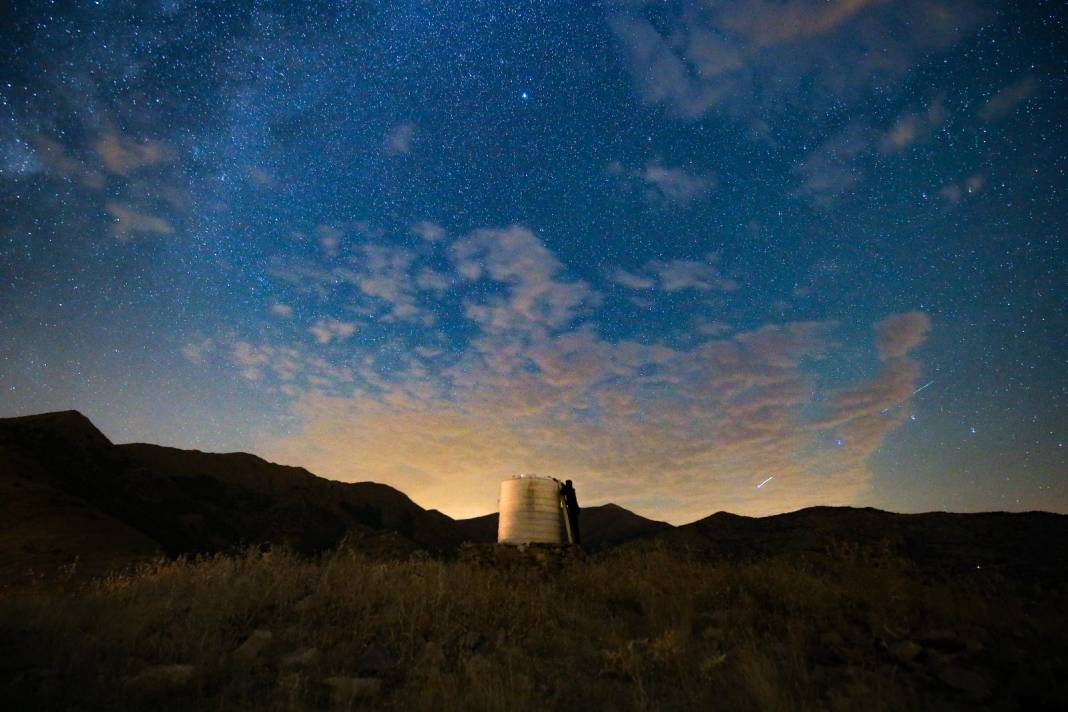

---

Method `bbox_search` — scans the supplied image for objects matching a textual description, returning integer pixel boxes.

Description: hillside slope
[0,411,463,581]
[1,410,675,582]
[648,505,1068,582]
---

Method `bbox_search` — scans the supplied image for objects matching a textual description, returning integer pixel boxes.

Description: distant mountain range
[0,411,668,580]
[2,411,1065,584]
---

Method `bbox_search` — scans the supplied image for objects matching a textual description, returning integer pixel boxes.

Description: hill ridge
[0,410,666,580]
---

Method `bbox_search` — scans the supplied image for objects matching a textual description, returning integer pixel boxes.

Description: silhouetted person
[560,479,581,545]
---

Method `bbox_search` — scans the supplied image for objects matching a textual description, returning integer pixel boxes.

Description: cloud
[415,267,452,292]
[28,136,105,188]
[316,225,342,256]
[642,164,714,202]
[795,98,945,204]
[610,161,714,204]
[874,311,931,360]
[609,1,984,124]
[261,312,925,522]
[451,226,598,334]
[612,268,656,290]
[651,258,739,292]
[270,303,294,318]
[341,245,435,323]
[615,257,738,293]
[308,318,357,344]
[181,338,214,364]
[384,122,416,155]
[878,99,945,154]
[105,202,175,240]
[238,226,932,522]
[939,174,985,204]
[266,229,452,323]
[694,319,732,336]
[95,134,171,175]
[411,221,446,242]
[979,76,1038,121]
[229,340,354,386]
[792,124,874,206]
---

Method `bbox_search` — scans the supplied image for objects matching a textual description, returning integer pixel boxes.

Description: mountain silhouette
[653,506,1068,583]
[0,411,664,580]
[3,410,1066,585]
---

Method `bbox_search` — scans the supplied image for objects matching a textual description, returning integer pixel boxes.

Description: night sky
[2,1,1065,522]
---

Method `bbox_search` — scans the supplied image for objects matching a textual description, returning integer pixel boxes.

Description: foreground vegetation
[2,541,1065,711]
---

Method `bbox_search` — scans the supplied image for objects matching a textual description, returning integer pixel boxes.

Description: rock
[280,647,320,669]
[890,640,924,665]
[127,664,196,694]
[938,666,992,699]
[234,629,273,663]
[323,676,382,706]
[356,642,399,676]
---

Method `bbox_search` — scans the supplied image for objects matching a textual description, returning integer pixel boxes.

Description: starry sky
[1,1,1065,522]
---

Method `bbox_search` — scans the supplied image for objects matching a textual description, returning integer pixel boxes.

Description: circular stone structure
[497,475,567,545]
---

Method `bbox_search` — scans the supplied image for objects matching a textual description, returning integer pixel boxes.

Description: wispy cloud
[316,225,343,256]
[211,223,937,521]
[939,174,985,204]
[979,76,1038,121]
[874,311,931,360]
[384,122,416,155]
[411,221,446,242]
[344,245,436,323]
[29,135,105,188]
[234,224,933,521]
[651,258,739,292]
[614,257,738,293]
[613,268,657,290]
[95,134,171,175]
[878,99,945,154]
[106,202,175,240]
[791,124,873,206]
[642,164,714,202]
[308,318,357,344]
[609,0,985,124]
[451,226,598,334]
[610,161,714,204]
[262,311,928,522]
[181,338,214,365]
[270,303,294,318]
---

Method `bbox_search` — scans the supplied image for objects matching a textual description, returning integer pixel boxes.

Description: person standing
[559,479,581,545]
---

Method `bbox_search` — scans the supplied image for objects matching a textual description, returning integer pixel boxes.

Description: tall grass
[2,541,1065,710]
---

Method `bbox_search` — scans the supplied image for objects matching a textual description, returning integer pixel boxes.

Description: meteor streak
[881,381,935,413]
[912,380,934,395]
[757,476,775,489]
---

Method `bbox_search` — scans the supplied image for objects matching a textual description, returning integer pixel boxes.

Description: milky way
[1,1,1065,521]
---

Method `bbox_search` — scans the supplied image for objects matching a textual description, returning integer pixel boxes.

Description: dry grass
[1,541,1065,711]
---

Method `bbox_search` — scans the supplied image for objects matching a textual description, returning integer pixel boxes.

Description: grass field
[2,541,1065,711]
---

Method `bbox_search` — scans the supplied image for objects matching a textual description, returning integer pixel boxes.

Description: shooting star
[881,380,935,413]
[757,476,775,489]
